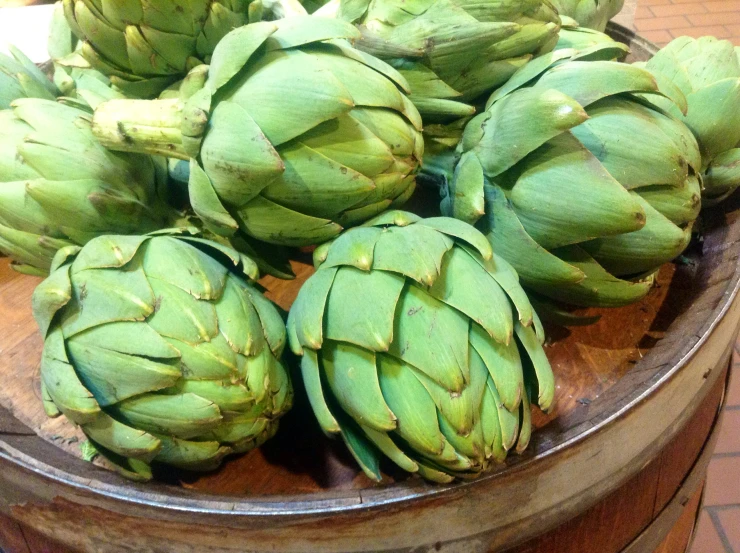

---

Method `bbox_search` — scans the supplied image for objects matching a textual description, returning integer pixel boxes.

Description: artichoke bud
[288,211,555,482]
[63,0,255,98]
[641,37,740,202]
[92,17,423,247]
[33,233,293,480]
[432,50,702,309]
[0,99,170,275]
[550,0,625,32]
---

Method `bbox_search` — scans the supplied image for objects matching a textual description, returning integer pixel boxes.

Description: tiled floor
[634,0,740,46]
[689,346,740,553]
[629,2,740,548]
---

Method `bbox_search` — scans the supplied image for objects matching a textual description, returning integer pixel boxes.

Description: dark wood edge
[619,367,726,553]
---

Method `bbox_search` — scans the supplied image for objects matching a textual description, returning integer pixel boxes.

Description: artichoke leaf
[323,340,397,432]
[429,247,513,345]
[377,354,447,457]
[325,266,404,352]
[66,340,181,406]
[387,284,469,392]
[470,323,523,412]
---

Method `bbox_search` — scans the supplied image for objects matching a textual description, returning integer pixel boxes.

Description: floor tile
[640,29,675,44]
[650,3,707,17]
[716,508,740,552]
[715,410,740,455]
[687,11,740,26]
[704,457,740,506]
[635,14,691,30]
[689,511,728,553]
[669,25,732,38]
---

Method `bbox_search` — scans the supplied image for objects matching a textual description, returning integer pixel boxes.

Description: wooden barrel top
[0,26,739,553]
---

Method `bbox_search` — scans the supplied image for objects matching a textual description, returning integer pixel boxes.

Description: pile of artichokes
[0,0,737,484]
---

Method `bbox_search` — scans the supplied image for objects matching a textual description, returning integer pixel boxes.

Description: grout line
[713,451,740,458]
[708,507,737,553]
[710,504,740,511]
[725,405,740,411]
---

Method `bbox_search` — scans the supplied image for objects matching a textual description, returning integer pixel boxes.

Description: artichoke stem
[92,99,190,161]
[261,0,309,17]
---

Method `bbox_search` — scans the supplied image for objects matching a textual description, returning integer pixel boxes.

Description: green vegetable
[0,99,168,275]
[91,17,423,247]
[62,0,258,97]
[549,0,625,32]
[33,233,292,481]
[310,0,562,122]
[637,36,740,203]
[430,47,701,308]
[287,211,554,482]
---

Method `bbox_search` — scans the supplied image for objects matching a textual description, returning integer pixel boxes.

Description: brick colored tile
[727,365,740,408]
[689,511,727,553]
[688,12,740,26]
[704,0,740,13]
[651,3,707,17]
[715,410,740,454]
[716,508,740,552]
[640,29,674,44]
[635,4,655,18]
[705,457,740,506]
[669,25,732,39]
[635,15,691,31]
[640,0,671,5]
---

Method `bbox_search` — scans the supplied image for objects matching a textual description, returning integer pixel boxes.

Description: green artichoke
[637,36,740,203]
[91,17,423,247]
[62,0,257,97]
[555,16,628,56]
[33,233,292,481]
[431,48,701,308]
[47,1,124,107]
[287,211,555,482]
[310,0,561,122]
[0,46,61,109]
[0,99,168,276]
[550,0,625,32]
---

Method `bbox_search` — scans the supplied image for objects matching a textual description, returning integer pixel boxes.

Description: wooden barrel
[0,26,737,553]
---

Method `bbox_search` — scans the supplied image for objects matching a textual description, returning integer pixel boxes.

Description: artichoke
[91,17,423,247]
[637,36,740,203]
[0,99,168,276]
[32,233,292,481]
[287,211,555,482]
[549,0,625,32]
[431,48,701,308]
[47,1,124,107]
[62,0,257,97]
[1,46,61,109]
[311,0,561,122]
[555,16,628,56]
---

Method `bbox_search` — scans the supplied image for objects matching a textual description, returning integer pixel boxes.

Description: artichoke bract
[287,211,555,483]
[91,17,423,248]
[550,0,625,32]
[434,48,702,308]
[313,0,561,122]
[555,16,628,56]
[0,99,167,276]
[1,46,61,109]
[62,0,256,97]
[637,37,740,203]
[32,234,292,481]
